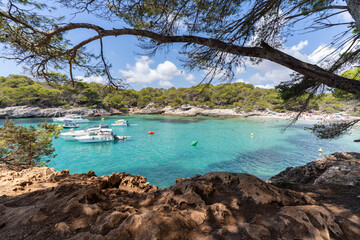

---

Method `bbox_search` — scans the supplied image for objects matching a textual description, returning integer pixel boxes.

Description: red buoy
[148,131,155,134]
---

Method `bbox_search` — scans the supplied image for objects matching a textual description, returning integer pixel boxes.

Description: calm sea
[2,115,359,188]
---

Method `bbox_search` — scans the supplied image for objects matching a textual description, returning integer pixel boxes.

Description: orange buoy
[148,131,155,134]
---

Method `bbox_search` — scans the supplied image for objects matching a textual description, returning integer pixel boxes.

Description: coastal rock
[268,152,360,186]
[132,103,283,118]
[1,162,358,240]
[99,172,157,193]
[135,102,166,114]
[0,104,278,118]
[0,106,111,119]
[55,222,71,234]
[87,170,96,177]
[164,105,240,117]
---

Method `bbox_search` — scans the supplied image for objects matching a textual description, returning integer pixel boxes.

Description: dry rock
[55,222,70,233]
[0,106,110,119]
[269,152,360,186]
[0,153,359,239]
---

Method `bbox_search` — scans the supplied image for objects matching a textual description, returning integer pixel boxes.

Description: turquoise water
[2,115,359,188]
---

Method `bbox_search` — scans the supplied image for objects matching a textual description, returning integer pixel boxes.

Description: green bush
[0,120,61,170]
[0,74,357,114]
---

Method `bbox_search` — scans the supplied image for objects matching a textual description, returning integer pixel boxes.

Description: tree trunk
[345,0,360,31]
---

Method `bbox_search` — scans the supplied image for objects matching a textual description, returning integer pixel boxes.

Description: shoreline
[0,104,358,123]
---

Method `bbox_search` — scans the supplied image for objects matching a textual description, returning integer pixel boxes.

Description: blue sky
[0,3,354,90]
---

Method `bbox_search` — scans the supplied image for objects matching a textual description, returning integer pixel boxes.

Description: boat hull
[52,118,90,123]
[59,131,87,140]
[75,136,114,143]
[63,125,80,128]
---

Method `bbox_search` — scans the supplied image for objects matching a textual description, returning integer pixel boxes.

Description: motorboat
[75,129,114,143]
[115,135,131,140]
[52,114,90,123]
[62,120,79,128]
[111,119,129,126]
[87,124,109,129]
[59,125,108,140]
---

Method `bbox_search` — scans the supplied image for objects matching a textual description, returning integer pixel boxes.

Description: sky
[0,3,354,90]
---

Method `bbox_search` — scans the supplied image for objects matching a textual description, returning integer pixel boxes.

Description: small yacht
[52,114,90,123]
[62,120,79,128]
[59,125,108,140]
[75,129,114,143]
[111,119,129,126]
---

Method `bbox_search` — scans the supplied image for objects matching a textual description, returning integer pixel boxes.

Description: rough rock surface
[1,156,360,240]
[268,152,360,186]
[134,102,166,114]
[123,103,246,117]
[0,106,111,118]
[133,103,275,117]
[0,104,287,119]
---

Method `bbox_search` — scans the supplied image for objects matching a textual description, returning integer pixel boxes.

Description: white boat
[75,129,114,143]
[111,119,129,126]
[62,120,79,128]
[59,125,108,140]
[115,135,131,140]
[59,129,90,140]
[53,114,90,123]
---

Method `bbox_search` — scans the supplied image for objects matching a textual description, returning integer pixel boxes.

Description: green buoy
[191,141,198,146]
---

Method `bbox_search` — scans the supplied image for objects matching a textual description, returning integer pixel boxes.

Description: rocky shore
[130,102,292,119]
[0,106,111,119]
[1,152,359,239]
[0,105,358,123]
[0,104,303,120]
[0,105,274,119]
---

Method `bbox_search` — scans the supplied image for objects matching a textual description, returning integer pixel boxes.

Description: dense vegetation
[0,119,61,170]
[0,74,359,115]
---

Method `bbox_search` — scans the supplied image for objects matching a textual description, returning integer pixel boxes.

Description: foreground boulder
[268,152,360,186]
[1,153,359,239]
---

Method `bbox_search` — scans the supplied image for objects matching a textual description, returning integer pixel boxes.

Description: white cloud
[308,39,359,66]
[185,74,195,84]
[156,60,183,77]
[249,60,283,73]
[235,78,246,83]
[308,44,335,63]
[240,40,340,86]
[235,66,246,74]
[119,56,193,87]
[76,75,106,84]
[244,59,294,85]
[159,80,174,87]
[255,84,274,89]
[290,40,308,51]
[245,68,291,85]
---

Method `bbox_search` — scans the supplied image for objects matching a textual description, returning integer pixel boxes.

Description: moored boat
[111,119,129,126]
[62,120,79,128]
[52,114,90,123]
[75,129,114,143]
[59,125,108,140]
[115,135,131,140]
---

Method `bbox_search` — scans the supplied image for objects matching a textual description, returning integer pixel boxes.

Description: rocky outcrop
[133,102,166,114]
[268,152,360,186]
[1,160,359,240]
[132,103,275,117]
[163,104,241,117]
[0,104,286,119]
[0,106,111,118]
